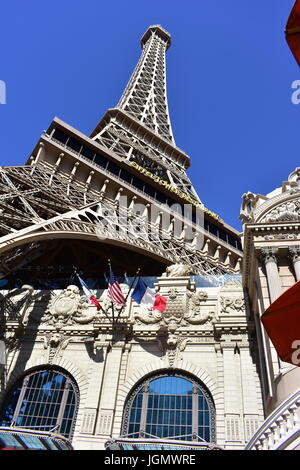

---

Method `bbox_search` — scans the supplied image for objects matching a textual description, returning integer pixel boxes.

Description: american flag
[107,267,126,306]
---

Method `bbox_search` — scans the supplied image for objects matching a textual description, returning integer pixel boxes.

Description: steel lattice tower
[0,25,242,284]
[118,26,175,143]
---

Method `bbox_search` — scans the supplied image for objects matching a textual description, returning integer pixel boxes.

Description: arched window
[122,371,215,442]
[0,368,79,439]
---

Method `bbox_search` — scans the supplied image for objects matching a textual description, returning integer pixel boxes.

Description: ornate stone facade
[241,167,300,450]
[0,25,259,451]
[0,270,263,449]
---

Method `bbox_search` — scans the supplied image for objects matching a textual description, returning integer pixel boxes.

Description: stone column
[288,246,300,281]
[261,248,290,374]
[261,247,282,303]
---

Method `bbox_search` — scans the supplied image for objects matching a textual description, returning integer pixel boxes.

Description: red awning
[261,280,300,365]
[286,0,300,66]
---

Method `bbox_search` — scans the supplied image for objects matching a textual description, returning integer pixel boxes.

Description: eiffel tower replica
[0,25,242,287]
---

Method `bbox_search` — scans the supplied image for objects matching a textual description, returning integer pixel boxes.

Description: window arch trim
[0,366,80,440]
[121,370,216,443]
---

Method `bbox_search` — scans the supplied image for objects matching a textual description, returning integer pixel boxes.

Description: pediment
[255,192,300,224]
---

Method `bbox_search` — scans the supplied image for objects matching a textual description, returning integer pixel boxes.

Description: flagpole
[107,259,115,323]
[115,267,140,321]
[73,266,112,322]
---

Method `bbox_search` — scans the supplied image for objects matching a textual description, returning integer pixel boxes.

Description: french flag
[78,276,101,311]
[131,278,167,312]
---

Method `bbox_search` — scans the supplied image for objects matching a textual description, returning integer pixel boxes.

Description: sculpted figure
[162,262,191,278]
[239,192,259,223]
[185,290,213,325]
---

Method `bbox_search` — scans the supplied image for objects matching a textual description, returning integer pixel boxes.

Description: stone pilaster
[221,340,242,446]
[80,337,109,435]
[95,339,125,436]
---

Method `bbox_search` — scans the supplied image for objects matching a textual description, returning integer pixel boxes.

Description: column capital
[288,246,300,281]
[288,245,300,263]
[261,247,279,265]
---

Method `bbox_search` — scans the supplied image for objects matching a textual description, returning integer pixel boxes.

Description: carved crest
[42,285,99,326]
[49,285,80,317]
[162,287,187,328]
[134,287,214,329]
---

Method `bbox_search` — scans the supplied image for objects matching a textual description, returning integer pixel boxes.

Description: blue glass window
[0,368,79,439]
[122,372,215,443]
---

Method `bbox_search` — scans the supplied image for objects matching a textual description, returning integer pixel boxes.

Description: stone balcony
[245,389,300,450]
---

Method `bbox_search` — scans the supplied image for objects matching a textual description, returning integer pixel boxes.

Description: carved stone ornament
[42,332,70,364]
[288,246,300,263]
[42,285,99,326]
[164,335,190,366]
[134,287,214,329]
[261,199,300,223]
[140,333,191,367]
[261,247,278,265]
[289,187,300,195]
[162,263,192,278]
[264,233,299,241]
[219,279,245,314]
[239,192,259,223]
[220,296,245,313]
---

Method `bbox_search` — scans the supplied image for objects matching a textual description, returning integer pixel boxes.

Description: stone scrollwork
[289,187,300,195]
[220,296,245,313]
[134,308,162,325]
[133,333,191,367]
[185,290,213,325]
[219,279,245,314]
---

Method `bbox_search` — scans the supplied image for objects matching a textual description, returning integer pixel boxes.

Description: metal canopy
[0,426,73,451]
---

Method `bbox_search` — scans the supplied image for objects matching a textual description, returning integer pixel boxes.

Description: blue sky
[0,0,298,230]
